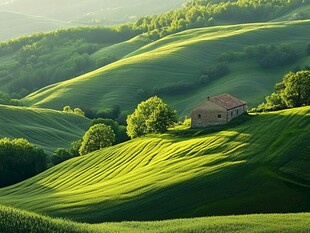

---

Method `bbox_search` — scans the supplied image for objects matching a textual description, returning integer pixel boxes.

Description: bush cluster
[0,138,47,187]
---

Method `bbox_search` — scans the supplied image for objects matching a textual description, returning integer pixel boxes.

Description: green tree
[63,105,73,113]
[79,124,115,155]
[73,107,85,116]
[51,148,72,165]
[126,96,177,138]
[69,139,82,156]
[91,118,130,144]
[281,70,310,107]
[257,70,310,111]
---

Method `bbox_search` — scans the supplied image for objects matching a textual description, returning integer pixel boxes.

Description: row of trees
[133,0,305,39]
[218,43,300,69]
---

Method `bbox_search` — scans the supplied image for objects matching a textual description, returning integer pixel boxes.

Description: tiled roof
[209,93,246,110]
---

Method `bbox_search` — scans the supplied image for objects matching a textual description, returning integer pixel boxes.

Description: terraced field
[23,20,310,115]
[1,205,310,233]
[0,105,90,152]
[0,107,309,222]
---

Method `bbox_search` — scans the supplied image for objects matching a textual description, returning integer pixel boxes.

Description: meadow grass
[0,104,90,152]
[1,205,309,233]
[0,107,308,222]
[23,20,310,115]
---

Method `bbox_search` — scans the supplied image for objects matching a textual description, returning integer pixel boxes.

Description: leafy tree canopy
[127,96,177,138]
[257,70,310,111]
[79,123,115,155]
[63,105,85,116]
[0,138,47,187]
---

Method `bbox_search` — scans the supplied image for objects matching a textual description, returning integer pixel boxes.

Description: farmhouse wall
[191,98,247,128]
[227,105,247,122]
[191,101,227,128]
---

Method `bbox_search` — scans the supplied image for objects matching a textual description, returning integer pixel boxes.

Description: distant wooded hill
[0,0,309,116]
[0,0,188,41]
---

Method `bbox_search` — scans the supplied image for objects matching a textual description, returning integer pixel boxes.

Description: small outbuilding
[191,93,247,128]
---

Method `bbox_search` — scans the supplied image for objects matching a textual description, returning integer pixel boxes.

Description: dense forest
[0,0,307,101]
[133,0,306,38]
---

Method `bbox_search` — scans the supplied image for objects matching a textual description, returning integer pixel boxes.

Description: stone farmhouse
[191,93,247,128]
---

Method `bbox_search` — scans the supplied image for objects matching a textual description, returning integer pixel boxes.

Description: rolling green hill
[0,105,90,152]
[23,20,310,116]
[0,107,309,222]
[0,11,76,41]
[1,205,309,233]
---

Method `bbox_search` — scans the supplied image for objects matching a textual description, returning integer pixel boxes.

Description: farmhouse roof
[209,93,246,110]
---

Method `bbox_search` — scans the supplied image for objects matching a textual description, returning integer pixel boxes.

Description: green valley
[0,107,309,222]
[0,1,309,232]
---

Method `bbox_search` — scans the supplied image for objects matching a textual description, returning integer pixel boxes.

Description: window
[231,111,233,116]
[218,114,222,119]
[198,114,201,119]
[237,110,239,115]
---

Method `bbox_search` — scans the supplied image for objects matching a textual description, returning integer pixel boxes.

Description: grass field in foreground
[0,107,309,222]
[0,104,90,152]
[0,205,309,233]
[23,20,310,115]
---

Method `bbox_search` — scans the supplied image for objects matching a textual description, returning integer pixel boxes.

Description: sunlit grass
[1,205,310,233]
[0,107,309,223]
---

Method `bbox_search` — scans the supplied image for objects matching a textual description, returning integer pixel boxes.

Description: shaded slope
[0,105,90,152]
[0,107,309,222]
[1,205,309,233]
[23,20,310,115]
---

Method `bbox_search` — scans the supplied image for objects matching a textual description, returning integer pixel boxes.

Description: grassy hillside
[1,205,309,233]
[0,11,75,41]
[0,107,309,222]
[0,105,90,152]
[23,20,310,116]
